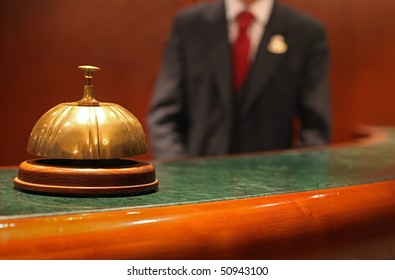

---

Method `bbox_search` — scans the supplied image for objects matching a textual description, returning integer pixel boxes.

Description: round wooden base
[14,159,158,197]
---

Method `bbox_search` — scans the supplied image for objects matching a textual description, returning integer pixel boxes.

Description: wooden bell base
[14,158,158,197]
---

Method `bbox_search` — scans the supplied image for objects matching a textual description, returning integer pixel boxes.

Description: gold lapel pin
[267,35,288,54]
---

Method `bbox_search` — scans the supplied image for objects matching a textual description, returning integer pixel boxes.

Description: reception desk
[1,127,395,259]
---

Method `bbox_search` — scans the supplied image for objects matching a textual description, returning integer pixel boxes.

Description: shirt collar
[225,0,274,24]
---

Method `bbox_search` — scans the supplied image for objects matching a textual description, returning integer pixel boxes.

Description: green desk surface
[2,127,395,218]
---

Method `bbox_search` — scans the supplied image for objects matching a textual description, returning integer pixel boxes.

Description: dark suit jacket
[148,0,331,159]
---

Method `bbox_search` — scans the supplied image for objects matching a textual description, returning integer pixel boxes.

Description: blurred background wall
[1,0,395,165]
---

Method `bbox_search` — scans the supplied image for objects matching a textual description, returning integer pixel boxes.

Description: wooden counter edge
[1,179,395,260]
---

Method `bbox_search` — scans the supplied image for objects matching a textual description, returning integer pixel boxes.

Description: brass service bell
[13,66,158,197]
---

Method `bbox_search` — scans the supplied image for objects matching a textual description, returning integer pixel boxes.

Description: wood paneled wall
[1,0,395,165]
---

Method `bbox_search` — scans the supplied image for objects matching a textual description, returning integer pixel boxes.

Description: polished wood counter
[1,127,395,259]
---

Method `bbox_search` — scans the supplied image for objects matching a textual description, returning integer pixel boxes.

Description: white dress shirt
[225,0,274,61]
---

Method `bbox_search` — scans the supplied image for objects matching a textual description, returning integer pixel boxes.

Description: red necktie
[232,11,254,91]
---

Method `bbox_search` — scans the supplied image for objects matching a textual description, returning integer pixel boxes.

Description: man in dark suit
[148,0,331,160]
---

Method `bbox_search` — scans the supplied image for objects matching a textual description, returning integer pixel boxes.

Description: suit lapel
[242,3,287,115]
[202,1,233,115]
